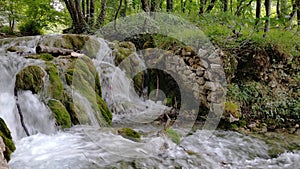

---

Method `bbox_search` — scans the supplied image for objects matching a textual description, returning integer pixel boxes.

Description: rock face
[0,137,9,169]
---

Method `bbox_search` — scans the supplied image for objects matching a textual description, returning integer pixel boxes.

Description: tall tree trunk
[223,0,228,12]
[297,0,300,29]
[89,0,95,26]
[141,0,149,12]
[96,0,106,28]
[199,0,205,14]
[255,0,261,27]
[86,0,90,22]
[206,0,217,13]
[82,0,85,19]
[167,0,173,12]
[64,0,87,33]
[264,0,271,37]
[151,0,157,12]
[114,0,123,30]
[276,0,281,19]
[120,0,127,17]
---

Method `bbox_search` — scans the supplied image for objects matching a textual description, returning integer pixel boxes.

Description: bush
[18,20,43,36]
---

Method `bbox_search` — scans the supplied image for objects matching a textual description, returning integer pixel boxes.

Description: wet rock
[15,65,45,94]
[0,137,9,169]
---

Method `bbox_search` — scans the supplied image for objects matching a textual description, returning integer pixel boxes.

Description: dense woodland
[0,0,300,131]
[0,0,299,35]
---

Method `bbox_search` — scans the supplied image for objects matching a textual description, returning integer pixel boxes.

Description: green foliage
[47,99,72,129]
[18,20,43,35]
[165,128,181,144]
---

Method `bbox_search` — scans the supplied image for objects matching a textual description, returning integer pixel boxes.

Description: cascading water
[0,35,298,169]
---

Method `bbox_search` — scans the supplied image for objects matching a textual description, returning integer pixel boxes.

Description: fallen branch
[36,45,73,56]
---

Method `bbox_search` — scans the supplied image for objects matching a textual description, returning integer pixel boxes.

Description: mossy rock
[117,128,141,142]
[0,118,15,161]
[15,65,45,94]
[47,99,72,129]
[68,55,112,125]
[62,34,89,50]
[165,128,181,144]
[45,62,64,101]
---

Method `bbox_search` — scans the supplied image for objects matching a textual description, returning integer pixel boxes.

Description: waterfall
[92,38,169,124]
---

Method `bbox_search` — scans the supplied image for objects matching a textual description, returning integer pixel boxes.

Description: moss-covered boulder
[117,128,141,142]
[45,62,64,101]
[47,99,71,129]
[15,65,45,94]
[67,55,112,125]
[0,118,15,161]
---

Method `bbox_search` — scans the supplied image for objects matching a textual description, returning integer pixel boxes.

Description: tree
[167,0,173,12]
[264,0,271,36]
[141,0,149,12]
[255,0,262,27]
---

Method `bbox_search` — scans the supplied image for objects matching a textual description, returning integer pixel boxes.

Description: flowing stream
[0,35,299,168]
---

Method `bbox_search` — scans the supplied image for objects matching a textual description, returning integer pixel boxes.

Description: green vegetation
[165,128,181,144]
[47,99,72,129]
[0,118,15,161]
[15,65,45,94]
[117,128,141,142]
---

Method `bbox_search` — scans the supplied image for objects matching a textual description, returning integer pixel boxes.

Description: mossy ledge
[0,118,15,161]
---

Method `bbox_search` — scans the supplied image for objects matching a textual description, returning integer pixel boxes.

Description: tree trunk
[150,0,156,12]
[206,0,217,13]
[264,0,271,37]
[276,0,280,18]
[167,0,173,12]
[120,0,127,17]
[223,0,228,12]
[141,0,149,12]
[96,0,106,28]
[297,0,300,29]
[199,0,205,14]
[89,0,95,26]
[82,0,85,19]
[255,0,261,27]
[86,0,90,22]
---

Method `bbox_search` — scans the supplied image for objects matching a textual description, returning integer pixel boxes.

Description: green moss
[47,99,71,129]
[62,34,89,50]
[15,65,45,94]
[70,56,112,125]
[0,118,15,161]
[96,95,112,125]
[27,53,54,61]
[45,62,64,101]
[117,128,141,142]
[39,53,54,61]
[166,128,181,144]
